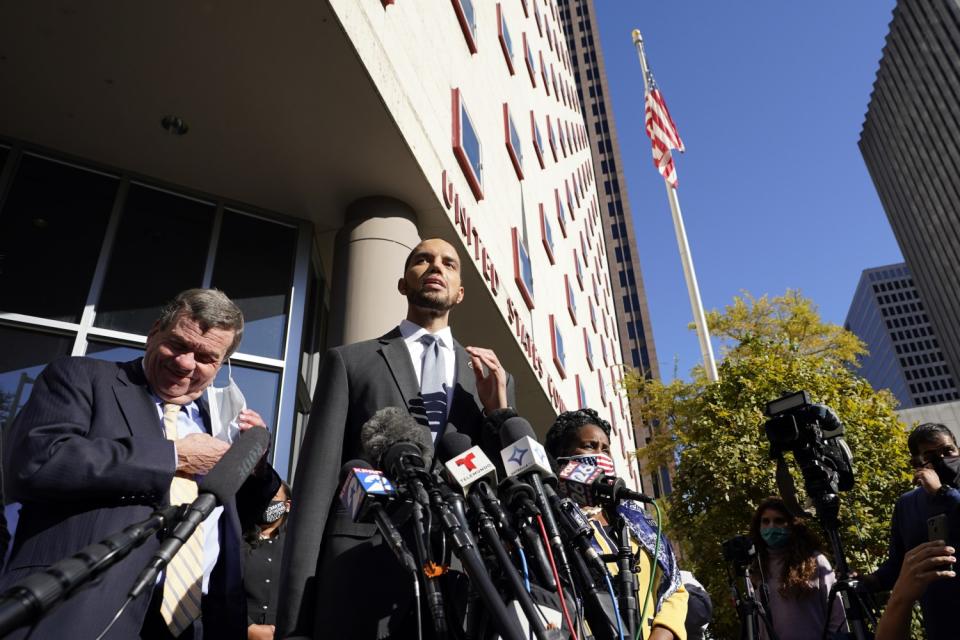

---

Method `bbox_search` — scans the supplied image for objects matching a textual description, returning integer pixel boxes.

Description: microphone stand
[467,493,553,640]
[409,485,448,640]
[0,505,181,636]
[613,514,639,640]
[430,485,526,640]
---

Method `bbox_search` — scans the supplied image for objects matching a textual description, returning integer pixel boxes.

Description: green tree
[626,291,912,639]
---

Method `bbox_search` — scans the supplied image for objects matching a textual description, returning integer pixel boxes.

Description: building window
[531,111,545,169]
[533,2,542,35]
[539,204,555,265]
[566,181,575,220]
[584,328,594,371]
[503,104,524,180]
[601,338,609,367]
[547,115,558,161]
[520,0,528,17]
[565,274,577,325]
[512,227,535,309]
[497,4,515,74]
[598,370,608,406]
[451,0,479,54]
[589,297,597,332]
[576,373,587,408]
[574,249,585,290]
[540,52,549,95]
[452,88,483,200]
[554,188,568,237]
[550,314,566,379]
[523,33,537,87]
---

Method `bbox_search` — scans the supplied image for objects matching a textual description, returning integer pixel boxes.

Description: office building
[860,0,960,389]
[845,263,957,408]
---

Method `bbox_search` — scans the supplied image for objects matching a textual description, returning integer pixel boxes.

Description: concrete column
[327,196,420,347]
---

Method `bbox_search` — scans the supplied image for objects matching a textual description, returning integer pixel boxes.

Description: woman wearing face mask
[545,409,688,640]
[242,482,292,640]
[749,497,845,640]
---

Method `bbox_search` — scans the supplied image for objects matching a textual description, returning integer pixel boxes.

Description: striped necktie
[161,402,204,635]
[419,334,448,440]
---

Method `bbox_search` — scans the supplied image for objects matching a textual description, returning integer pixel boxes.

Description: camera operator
[749,497,845,640]
[861,423,960,640]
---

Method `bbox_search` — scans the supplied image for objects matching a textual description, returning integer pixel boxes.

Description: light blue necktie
[419,334,448,440]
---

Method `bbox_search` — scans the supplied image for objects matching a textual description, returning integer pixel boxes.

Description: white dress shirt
[398,319,457,409]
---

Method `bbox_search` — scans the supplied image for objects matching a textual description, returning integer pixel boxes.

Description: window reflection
[86,342,145,364]
[211,212,296,359]
[212,363,280,436]
[461,103,482,189]
[95,185,214,335]
[0,325,73,429]
[0,156,117,323]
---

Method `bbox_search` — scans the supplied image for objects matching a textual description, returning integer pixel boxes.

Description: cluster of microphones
[340,407,654,640]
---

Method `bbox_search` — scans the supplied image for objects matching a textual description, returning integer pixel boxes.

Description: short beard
[407,290,456,315]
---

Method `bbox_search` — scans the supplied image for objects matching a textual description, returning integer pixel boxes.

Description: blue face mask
[761,527,791,548]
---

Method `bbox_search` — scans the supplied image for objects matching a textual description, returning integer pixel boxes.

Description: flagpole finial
[632,29,643,45]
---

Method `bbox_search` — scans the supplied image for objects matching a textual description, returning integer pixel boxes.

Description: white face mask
[206,360,246,444]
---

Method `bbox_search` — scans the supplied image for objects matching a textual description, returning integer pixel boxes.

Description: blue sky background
[592,2,902,380]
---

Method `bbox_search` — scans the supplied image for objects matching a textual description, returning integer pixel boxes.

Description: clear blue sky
[593,2,903,381]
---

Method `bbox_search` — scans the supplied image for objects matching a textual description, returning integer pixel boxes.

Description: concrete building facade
[845,262,958,409]
[0,1,642,485]
[860,0,960,391]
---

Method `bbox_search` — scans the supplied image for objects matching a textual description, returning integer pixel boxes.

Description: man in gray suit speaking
[278,238,514,639]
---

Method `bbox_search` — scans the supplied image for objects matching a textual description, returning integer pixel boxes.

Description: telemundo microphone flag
[644,76,685,188]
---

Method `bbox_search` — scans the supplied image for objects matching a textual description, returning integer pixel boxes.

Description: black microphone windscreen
[360,407,433,470]
[199,427,269,504]
[499,416,538,447]
[437,431,473,463]
[340,458,372,484]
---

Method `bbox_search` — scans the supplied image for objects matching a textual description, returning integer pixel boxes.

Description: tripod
[813,492,875,640]
[727,563,777,640]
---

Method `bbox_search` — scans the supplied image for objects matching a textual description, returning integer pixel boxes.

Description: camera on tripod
[763,391,855,499]
[721,534,755,569]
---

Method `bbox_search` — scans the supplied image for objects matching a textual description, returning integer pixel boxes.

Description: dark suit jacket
[0,357,279,639]
[277,327,514,639]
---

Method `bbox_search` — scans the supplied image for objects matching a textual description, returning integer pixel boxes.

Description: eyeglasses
[911,446,959,469]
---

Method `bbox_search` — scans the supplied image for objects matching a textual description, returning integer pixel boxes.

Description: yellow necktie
[161,402,204,635]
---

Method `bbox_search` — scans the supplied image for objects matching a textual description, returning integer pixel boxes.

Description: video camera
[721,534,755,569]
[763,391,854,498]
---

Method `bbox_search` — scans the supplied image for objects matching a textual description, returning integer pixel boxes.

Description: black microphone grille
[199,427,269,504]
[499,416,537,447]
[437,431,473,463]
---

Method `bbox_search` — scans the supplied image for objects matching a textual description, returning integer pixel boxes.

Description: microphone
[546,486,607,575]
[129,427,270,598]
[361,406,433,472]
[498,417,571,579]
[438,432,499,495]
[557,461,654,506]
[338,459,417,574]
[480,407,518,477]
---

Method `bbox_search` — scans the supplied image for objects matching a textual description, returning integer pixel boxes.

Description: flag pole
[632,29,719,383]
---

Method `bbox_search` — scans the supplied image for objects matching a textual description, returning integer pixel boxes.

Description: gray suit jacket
[277,327,514,639]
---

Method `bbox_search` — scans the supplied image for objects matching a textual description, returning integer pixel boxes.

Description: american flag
[644,76,684,188]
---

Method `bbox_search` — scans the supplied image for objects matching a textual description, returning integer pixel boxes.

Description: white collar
[399,319,454,350]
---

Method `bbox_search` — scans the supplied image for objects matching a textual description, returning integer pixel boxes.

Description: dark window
[210,212,297,359]
[0,325,74,426]
[95,185,215,334]
[0,155,117,323]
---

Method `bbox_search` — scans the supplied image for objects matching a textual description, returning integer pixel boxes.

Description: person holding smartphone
[862,422,960,640]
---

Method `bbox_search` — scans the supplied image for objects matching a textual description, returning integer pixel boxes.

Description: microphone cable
[94,594,132,640]
[634,499,663,640]
[517,547,532,593]
[602,571,625,640]
[413,574,423,640]
[536,515,577,640]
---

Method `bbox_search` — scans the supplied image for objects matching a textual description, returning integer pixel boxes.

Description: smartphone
[927,513,954,572]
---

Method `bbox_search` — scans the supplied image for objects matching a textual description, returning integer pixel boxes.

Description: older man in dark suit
[0,289,279,639]
[278,238,514,639]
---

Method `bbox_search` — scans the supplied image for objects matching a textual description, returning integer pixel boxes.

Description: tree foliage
[625,291,912,638]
